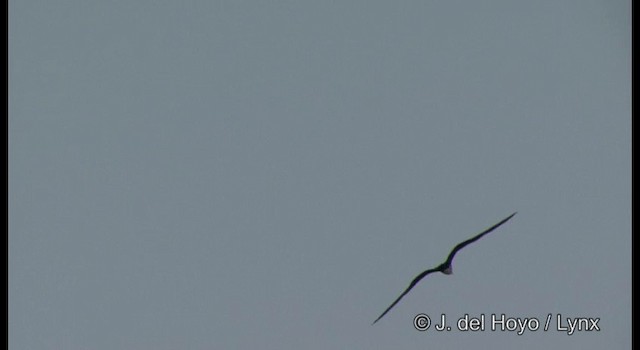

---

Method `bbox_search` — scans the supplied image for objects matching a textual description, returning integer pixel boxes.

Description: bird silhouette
[372,212,517,325]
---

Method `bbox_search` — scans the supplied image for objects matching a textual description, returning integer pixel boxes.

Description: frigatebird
[372,212,517,325]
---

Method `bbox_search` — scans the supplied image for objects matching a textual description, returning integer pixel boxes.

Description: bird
[372,212,517,325]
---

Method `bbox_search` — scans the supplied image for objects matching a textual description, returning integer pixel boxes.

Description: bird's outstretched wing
[444,212,517,266]
[372,267,440,325]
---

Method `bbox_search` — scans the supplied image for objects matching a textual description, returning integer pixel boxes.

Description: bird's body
[372,212,517,325]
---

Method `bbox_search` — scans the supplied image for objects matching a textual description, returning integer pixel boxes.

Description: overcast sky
[9,1,630,349]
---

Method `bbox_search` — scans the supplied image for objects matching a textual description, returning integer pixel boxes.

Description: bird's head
[437,263,453,275]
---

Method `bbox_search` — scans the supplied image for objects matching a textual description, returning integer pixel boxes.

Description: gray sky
[9,1,630,349]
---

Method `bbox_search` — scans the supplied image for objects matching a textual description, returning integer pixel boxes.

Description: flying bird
[372,212,517,325]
